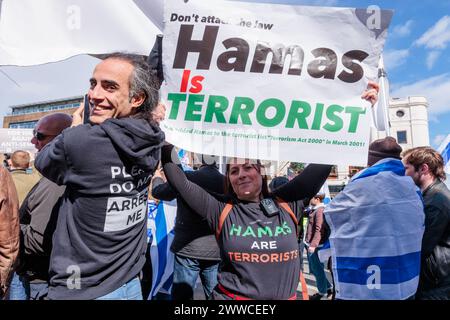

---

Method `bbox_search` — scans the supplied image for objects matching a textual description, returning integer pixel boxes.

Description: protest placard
[0,128,34,153]
[162,0,392,165]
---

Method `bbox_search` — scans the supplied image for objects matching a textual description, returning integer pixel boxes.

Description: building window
[396,110,405,118]
[11,100,82,115]
[329,185,346,198]
[9,121,37,128]
[348,166,364,178]
[397,131,407,144]
[328,165,338,179]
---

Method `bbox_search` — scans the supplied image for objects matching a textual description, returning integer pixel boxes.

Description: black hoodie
[35,118,164,300]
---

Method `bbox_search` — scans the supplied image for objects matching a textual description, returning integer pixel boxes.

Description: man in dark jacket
[152,155,224,300]
[34,53,165,300]
[403,146,450,300]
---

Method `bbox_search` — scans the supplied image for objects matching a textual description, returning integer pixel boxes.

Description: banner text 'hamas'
[162,0,393,165]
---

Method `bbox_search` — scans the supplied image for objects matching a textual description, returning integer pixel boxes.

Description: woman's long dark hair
[224,159,270,200]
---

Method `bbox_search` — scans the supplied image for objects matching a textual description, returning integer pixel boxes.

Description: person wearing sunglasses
[30,115,70,152]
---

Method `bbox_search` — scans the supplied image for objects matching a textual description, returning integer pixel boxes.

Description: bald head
[32,113,72,151]
[38,113,73,133]
[11,150,30,169]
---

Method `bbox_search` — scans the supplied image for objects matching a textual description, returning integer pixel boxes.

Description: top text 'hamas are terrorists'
[173,24,370,84]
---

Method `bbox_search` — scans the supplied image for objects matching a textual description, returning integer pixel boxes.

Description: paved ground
[193,250,333,300]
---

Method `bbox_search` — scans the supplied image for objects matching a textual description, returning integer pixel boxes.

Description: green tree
[289,162,305,174]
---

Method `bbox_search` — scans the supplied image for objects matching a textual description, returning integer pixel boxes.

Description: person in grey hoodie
[34,53,165,300]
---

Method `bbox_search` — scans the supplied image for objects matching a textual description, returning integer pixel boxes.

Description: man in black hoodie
[35,53,165,300]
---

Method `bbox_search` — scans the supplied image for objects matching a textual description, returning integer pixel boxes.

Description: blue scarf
[352,159,405,182]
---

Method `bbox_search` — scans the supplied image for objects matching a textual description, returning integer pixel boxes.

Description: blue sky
[0,0,449,148]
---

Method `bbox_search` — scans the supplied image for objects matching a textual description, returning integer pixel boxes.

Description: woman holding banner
[159,146,330,300]
[159,84,378,300]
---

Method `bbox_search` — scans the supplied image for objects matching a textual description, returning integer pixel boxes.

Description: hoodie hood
[100,118,165,171]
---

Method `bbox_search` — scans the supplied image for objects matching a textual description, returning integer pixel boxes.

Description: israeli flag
[178,149,194,172]
[324,158,425,300]
[318,240,331,263]
[147,199,177,299]
[437,134,450,188]
[319,181,332,205]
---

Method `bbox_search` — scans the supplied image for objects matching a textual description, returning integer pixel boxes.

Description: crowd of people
[0,52,448,300]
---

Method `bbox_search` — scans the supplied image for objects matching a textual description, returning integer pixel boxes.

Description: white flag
[0,0,163,66]
[372,56,391,134]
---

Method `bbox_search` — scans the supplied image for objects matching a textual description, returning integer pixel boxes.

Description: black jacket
[152,165,224,260]
[418,180,450,296]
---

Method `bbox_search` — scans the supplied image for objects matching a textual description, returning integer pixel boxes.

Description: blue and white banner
[324,158,425,300]
[147,199,177,299]
[319,181,331,205]
[318,240,331,263]
[178,149,194,172]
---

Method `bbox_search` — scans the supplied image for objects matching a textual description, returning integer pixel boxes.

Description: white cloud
[383,49,409,70]
[415,15,450,49]
[426,51,441,69]
[392,20,413,37]
[433,134,447,146]
[391,73,450,115]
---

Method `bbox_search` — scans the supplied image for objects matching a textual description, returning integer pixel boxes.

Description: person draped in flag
[402,147,450,300]
[324,137,425,300]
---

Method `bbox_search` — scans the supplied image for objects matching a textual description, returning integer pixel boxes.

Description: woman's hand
[361,80,380,106]
[152,102,166,125]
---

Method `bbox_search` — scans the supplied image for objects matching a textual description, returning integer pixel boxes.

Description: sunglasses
[33,129,56,141]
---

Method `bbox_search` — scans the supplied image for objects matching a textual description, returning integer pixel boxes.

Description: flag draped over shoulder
[323,158,425,300]
[147,199,177,299]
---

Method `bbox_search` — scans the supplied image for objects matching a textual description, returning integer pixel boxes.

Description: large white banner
[0,0,162,66]
[162,0,393,165]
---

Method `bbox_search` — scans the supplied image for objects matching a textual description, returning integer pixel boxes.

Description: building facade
[372,96,430,150]
[2,96,83,128]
